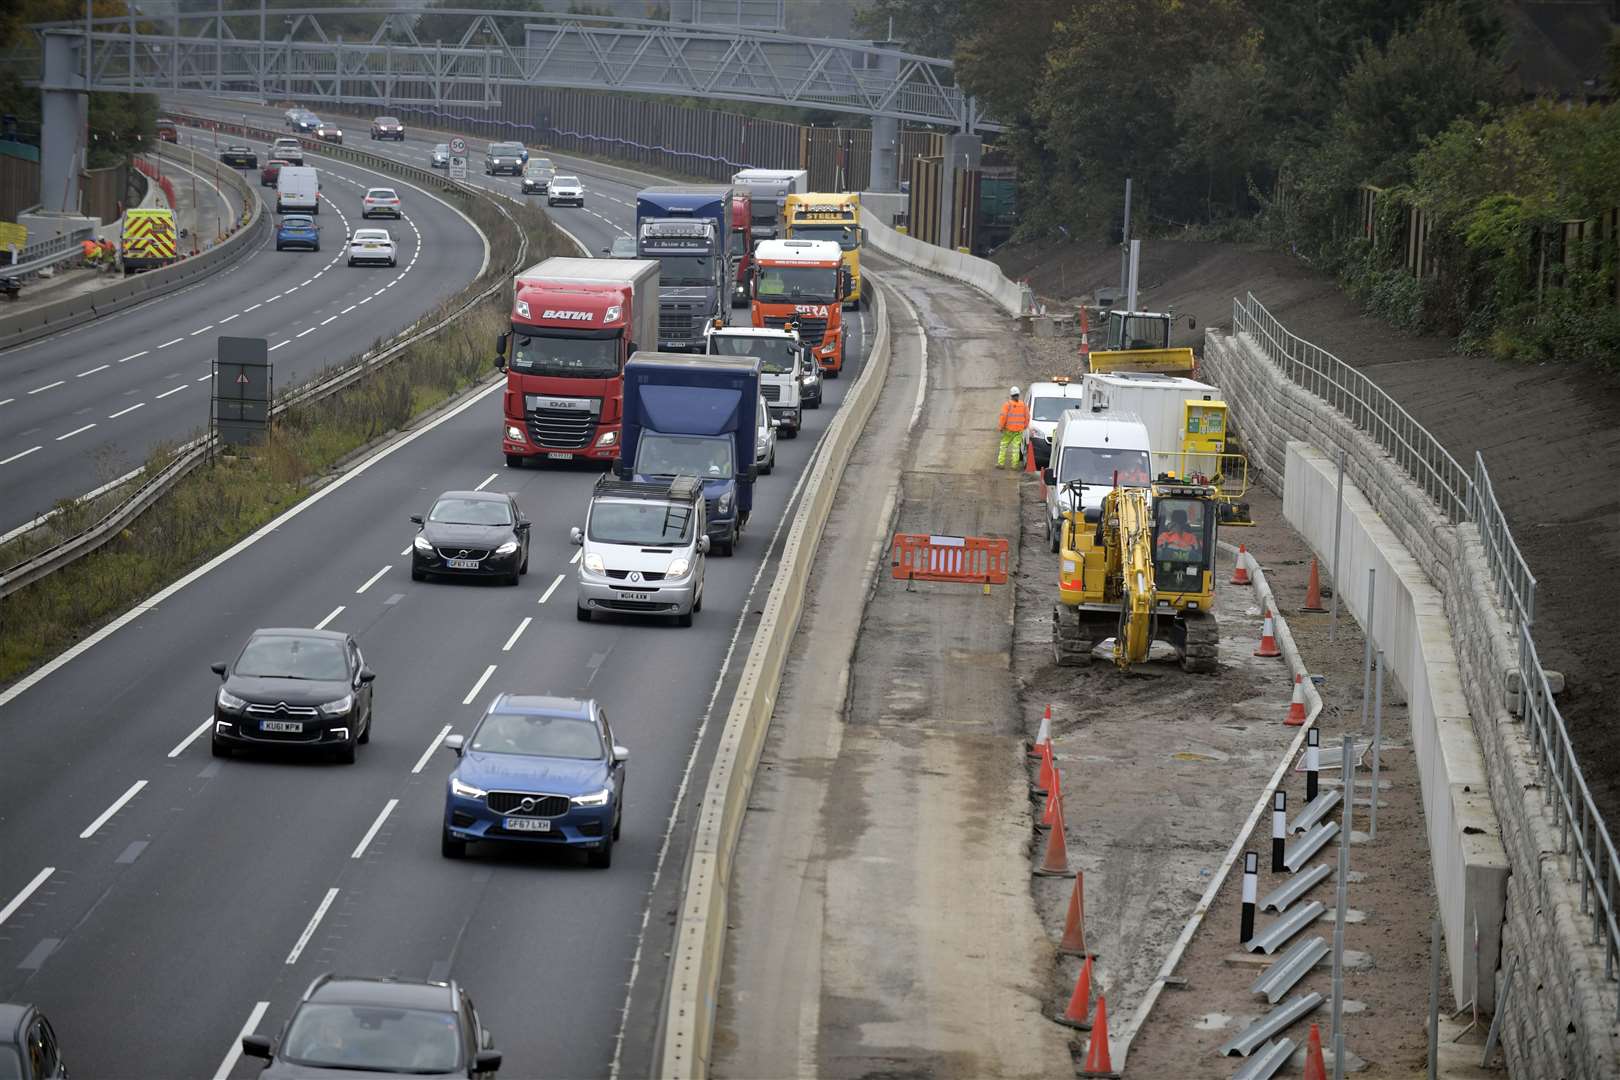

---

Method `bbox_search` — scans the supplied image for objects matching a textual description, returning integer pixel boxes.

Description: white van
[1041,412,1153,552]
[276,166,320,214]
[1024,378,1087,468]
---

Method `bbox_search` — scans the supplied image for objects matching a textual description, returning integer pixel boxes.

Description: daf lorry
[785,192,862,308]
[704,322,808,437]
[495,257,660,467]
[619,352,761,556]
[750,238,850,377]
[730,168,808,242]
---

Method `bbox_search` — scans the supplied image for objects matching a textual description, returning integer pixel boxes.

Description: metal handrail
[1469,450,1537,628]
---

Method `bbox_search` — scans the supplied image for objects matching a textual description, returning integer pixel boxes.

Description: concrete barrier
[657,283,893,1079]
[863,214,1032,317]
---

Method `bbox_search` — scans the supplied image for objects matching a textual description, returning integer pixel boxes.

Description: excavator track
[1053,604,1111,667]
[1174,610,1220,674]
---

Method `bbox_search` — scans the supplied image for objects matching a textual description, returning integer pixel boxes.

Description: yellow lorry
[120,207,178,274]
[785,192,862,308]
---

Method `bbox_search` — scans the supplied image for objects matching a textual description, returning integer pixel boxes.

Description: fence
[0,150,40,223]
[1231,291,1620,1019]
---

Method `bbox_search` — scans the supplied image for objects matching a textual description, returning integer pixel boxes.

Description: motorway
[0,128,487,535]
[0,97,871,1079]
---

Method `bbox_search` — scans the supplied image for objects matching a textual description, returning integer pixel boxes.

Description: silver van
[571,475,709,626]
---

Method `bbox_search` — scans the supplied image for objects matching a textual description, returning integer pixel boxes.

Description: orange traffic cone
[1033,799,1075,877]
[1254,608,1282,658]
[1039,767,1063,830]
[1302,557,1327,612]
[1058,872,1093,956]
[1033,739,1054,797]
[1285,673,1308,726]
[1078,994,1119,1077]
[1028,704,1052,758]
[1024,441,1037,474]
[1230,544,1252,585]
[1303,1022,1327,1080]
[1055,954,1094,1029]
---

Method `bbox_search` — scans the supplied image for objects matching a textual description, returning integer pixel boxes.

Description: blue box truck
[636,186,734,350]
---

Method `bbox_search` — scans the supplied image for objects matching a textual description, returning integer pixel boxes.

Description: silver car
[431,143,450,169]
[571,476,708,627]
[754,391,778,475]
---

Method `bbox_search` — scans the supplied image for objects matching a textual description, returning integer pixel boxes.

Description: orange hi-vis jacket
[998,399,1030,433]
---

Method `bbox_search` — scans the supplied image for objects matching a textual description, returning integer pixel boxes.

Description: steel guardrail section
[1249,936,1329,1004]
[4,226,99,278]
[1244,900,1327,956]
[1217,992,1323,1057]
[1230,1037,1296,1080]
[0,119,523,601]
[1258,863,1332,915]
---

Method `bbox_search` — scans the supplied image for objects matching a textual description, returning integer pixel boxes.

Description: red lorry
[730,194,753,308]
[496,257,660,466]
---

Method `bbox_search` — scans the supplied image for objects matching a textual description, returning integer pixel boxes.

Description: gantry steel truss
[18,6,999,132]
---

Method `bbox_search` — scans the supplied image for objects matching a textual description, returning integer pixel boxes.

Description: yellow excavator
[1052,477,1220,673]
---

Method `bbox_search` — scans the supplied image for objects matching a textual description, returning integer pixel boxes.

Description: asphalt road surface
[0,100,871,1079]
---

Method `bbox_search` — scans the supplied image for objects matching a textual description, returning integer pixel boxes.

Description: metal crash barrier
[891,533,1009,586]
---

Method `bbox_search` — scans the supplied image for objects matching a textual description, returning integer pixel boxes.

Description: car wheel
[276,243,284,251]
[348,258,355,266]
[504,567,520,586]
[676,608,694,627]
[519,551,529,575]
[693,587,703,613]
[587,834,613,869]
[334,740,357,765]
[441,829,466,859]
[505,454,524,469]
[313,244,319,252]
[389,257,396,267]
[211,737,230,759]
[358,714,371,744]
[411,566,427,581]
[576,604,592,622]
[612,811,621,842]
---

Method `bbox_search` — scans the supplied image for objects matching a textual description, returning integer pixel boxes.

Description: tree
[852,0,975,58]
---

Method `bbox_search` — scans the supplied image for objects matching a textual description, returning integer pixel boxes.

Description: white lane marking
[168,716,213,758]
[269,341,289,351]
[155,385,187,400]
[299,279,312,288]
[0,446,39,465]
[0,868,55,928]
[285,887,340,964]
[218,313,239,324]
[355,565,391,594]
[56,423,96,441]
[263,295,278,303]
[314,605,345,630]
[77,364,109,377]
[399,545,412,557]
[211,1001,270,1080]
[158,337,183,348]
[341,304,356,314]
[350,799,399,859]
[411,724,453,775]
[109,403,145,419]
[358,296,372,304]
[501,617,532,652]
[0,398,11,407]
[462,664,496,705]
[190,325,213,336]
[243,303,262,312]
[320,316,337,326]
[79,780,147,839]
[196,375,211,383]
[119,350,148,363]
[570,549,582,565]
[473,471,498,491]
[539,574,564,604]
[28,380,64,395]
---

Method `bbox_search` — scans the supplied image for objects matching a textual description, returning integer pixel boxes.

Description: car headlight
[495,540,519,556]
[319,693,354,717]
[506,425,525,442]
[584,552,605,574]
[717,492,733,514]
[413,535,434,553]
[802,370,820,386]
[216,687,246,712]
[667,557,690,577]
[450,777,486,800]
[595,430,617,448]
[571,788,611,808]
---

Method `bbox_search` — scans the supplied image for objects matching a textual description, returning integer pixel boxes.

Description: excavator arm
[1111,486,1157,668]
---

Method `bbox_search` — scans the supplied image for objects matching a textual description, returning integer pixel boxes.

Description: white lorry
[1078,370,1223,480]
[1040,412,1154,552]
[730,168,808,243]
[703,322,808,437]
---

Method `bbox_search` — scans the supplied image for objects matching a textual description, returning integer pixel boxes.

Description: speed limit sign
[449,137,467,155]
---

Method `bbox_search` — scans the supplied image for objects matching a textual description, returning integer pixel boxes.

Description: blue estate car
[441,694,627,867]
[275,213,320,252]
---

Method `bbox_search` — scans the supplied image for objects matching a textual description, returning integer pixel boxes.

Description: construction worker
[996,386,1029,468]
[81,238,102,266]
[1156,508,1201,561]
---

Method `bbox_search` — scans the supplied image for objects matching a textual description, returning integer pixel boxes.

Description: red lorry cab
[730,194,753,308]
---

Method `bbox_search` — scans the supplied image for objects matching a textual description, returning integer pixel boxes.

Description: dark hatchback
[410,491,530,585]
[0,1003,67,1079]
[242,974,500,1078]
[276,215,320,252]
[211,628,375,763]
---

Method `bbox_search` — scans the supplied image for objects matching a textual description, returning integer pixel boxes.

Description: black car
[0,1003,67,1079]
[220,144,258,169]
[411,491,530,585]
[211,628,375,763]
[242,974,500,1078]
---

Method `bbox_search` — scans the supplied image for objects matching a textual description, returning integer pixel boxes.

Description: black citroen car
[410,491,530,585]
[211,628,375,763]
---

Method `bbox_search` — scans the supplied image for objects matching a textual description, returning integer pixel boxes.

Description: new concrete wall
[862,214,1030,317]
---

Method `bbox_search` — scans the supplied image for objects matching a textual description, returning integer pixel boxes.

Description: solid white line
[218,313,239,324]
[539,574,564,604]
[269,341,289,351]
[462,664,496,705]
[79,780,147,839]
[501,617,532,652]
[109,403,145,419]
[28,380,64,395]
[412,724,453,775]
[190,325,213,336]
[296,327,317,338]
[158,337,183,348]
[212,1001,270,1080]
[285,887,339,964]
[77,364,109,377]
[168,715,213,758]
[350,799,399,859]
[0,446,40,465]
[119,350,148,363]
[56,423,96,441]
[155,385,187,400]
[320,316,337,326]
[473,471,498,491]
[0,868,55,928]
[355,565,390,594]
[314,605,345,630]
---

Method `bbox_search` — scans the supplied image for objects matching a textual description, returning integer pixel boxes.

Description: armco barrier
[658,284,892,1079]
[863,214,1032,317]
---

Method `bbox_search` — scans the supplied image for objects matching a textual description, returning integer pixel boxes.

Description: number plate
[446,558,480,570]
[261,720,303,733]
[547,452,572,461]
[619,591,652,602]
[504,817,551,832]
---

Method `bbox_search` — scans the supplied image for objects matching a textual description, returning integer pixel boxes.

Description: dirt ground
[996,235,1620,855]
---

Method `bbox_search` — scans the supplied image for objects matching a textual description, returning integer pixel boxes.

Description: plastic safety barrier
[890,532,1009,585]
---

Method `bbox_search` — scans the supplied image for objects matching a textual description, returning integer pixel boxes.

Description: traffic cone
[1024,441,1037,474]
[1302,557,1327,612]
[1055,954,1094,1029]
[1028,704,1052,758]
[1078,994,1118,1077]
[1230,544,1252,585]
[1284,673,1308,726]
[1039,767,1062,830]
[1303,1022,1327,1080]
[1058,872,1092,956]
[1033,799,1075,877]
[1078,305,1091,360]
[1033,739,1054,797]
[1254,608,1282,658]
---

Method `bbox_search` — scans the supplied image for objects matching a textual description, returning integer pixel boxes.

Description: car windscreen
[511,329,620,377]
[1031,397,1074,422]
[610,237,637,257]
[490,143,523,156]
[791,223,857,250]
[281,1003,461,1073]
[645,254,712,287]
[281,216,314,228]
[589,500,693,545]
[234,635,348,681]
[429,497,512,526]
[729,230,748,257]
[553,176,579,187]
[636,434,734,480]
[709,335,795,374]
[472,712,602,758]
[754,265,837,304]
[1056,445,1152,488]
[366,189,396,199]
[352,231,390,243]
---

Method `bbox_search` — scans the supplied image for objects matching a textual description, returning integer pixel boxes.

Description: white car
[362,188,402,219]
[347,228,397,268]
[271,137,304,166]
[547,176,584,207]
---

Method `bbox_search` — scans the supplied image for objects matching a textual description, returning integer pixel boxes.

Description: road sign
[212,336,272,446]
[449,137,467,155]
[449,156,468,180]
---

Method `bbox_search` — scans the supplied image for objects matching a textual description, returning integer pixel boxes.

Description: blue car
[441,694,627,867]
[276,214,320,252]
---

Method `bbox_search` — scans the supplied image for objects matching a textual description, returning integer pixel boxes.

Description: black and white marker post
[1240,851,1259,944]
[1306,727,1321,803]
[1272,790,1288,872]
